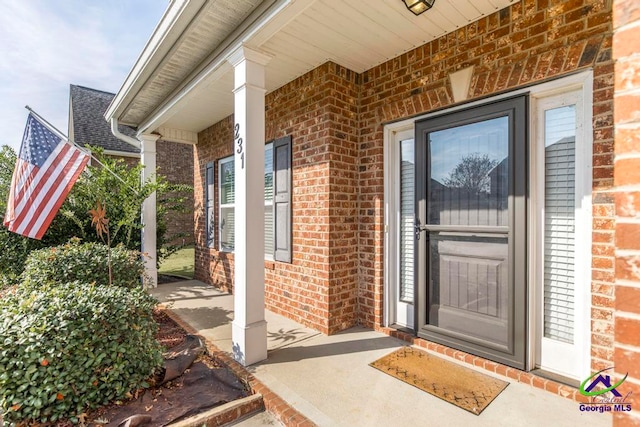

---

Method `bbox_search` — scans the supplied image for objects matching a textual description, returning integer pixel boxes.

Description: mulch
[53,310,251,427]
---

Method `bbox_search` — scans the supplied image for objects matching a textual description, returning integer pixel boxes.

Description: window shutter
[273,136,292,263]
[205,161,215,248]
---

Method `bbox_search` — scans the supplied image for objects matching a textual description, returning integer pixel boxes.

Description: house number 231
[234,123,245,169]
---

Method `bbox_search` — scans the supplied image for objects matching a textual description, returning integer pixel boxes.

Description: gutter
[105,0,206,122]
[110,118,140,149]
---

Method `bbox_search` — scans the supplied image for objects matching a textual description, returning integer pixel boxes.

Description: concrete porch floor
[151,280,611,427]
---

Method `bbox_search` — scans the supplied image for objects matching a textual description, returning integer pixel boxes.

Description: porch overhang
[106,0,517,365]
[105,0,517,139]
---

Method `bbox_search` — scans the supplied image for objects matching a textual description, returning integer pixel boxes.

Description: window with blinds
[206,162,215,248]
[400,139,415,303]
[264,143,274,259]
[219,157,235,252]
[543,106,576,344]
[217,139,290,261]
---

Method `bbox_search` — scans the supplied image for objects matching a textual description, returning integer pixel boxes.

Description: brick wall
[613,0,640,425]
[358,0,615,373]
[194,64,359,334]
[266,63,360,334]
[194,116,235,291]
[156,139,195,245]
[105,154,139,168]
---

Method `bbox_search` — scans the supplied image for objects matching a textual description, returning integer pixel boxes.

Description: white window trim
[383,71,593,376]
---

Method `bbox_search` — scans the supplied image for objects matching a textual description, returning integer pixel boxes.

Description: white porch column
[140,133,159,288]
[227,46,270,366]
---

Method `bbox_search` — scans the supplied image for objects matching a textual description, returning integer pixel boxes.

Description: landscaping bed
[0,309,251,427]
[0,242,253,426]
[69,310,250,427]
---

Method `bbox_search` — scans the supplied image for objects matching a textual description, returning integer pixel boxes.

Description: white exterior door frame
[383,71,593,377]
[529,74,593,379]
[384,126,415,329]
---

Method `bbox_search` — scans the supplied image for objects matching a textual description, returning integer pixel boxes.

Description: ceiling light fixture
[402,0,436,16]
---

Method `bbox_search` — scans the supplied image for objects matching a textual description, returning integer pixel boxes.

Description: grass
[159,246,195,279]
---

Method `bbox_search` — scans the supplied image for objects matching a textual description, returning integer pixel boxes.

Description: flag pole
[24,105,140,195]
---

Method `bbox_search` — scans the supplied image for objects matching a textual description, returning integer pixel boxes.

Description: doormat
[370,347,508,415]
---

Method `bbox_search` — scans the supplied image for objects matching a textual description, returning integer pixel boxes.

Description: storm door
[415,95,527,369]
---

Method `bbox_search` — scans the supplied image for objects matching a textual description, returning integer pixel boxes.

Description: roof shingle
[70,85,139,154]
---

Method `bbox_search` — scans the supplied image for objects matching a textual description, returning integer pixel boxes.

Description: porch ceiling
[116,0,517,138]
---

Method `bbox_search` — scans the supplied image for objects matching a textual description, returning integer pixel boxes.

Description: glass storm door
[415,96,527,369]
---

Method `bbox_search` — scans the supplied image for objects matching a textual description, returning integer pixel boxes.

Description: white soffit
[255,0,517,76]
[158,0,517,134]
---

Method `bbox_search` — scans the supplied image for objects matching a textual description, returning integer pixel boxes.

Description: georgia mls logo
[578,367,632,413]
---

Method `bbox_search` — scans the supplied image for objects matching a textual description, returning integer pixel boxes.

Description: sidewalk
[151,280,611,427]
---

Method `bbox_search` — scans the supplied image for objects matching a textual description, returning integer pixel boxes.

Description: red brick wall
[105,154,139,168]
[194,64,359,334]
[358,0,615,374]
[194,116,235,291]
[613,0,640,424]
[156,139,195,246]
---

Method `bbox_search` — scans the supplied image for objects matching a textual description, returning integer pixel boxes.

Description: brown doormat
[370,347,508,415]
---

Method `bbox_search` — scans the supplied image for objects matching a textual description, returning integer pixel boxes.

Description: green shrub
[22,240,146,289]
[0,283,163,424]
[0,226,43,279]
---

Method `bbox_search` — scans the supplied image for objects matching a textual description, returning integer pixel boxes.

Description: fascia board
[104,0,206,121]
[136,0,295,135]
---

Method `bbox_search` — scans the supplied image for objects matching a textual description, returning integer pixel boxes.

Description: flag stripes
[3,113,89,239]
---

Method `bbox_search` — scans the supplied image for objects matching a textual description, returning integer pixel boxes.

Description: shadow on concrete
[162,293,231,303]
[256,329,404,366]
[172,306,234,329]
[268,328,309,345]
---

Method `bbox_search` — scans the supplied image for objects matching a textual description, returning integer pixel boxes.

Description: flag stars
[21,115,61,167]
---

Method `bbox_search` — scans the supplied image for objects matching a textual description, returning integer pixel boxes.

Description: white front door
[534,88,591,380]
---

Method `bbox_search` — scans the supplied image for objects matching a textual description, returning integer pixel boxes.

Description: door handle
[415,219,428,240]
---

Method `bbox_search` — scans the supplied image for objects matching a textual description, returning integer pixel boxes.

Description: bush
[0,283,163,424]
[0,225,44,279]
[22,240,146,289]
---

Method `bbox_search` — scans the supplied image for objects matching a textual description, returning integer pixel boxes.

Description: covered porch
[105,0,529,366]
[151,279,610,426]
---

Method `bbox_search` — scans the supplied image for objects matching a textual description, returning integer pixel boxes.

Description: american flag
[3,113,89,239]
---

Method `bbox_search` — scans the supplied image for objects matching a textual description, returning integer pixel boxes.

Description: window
[264,143,274,259]
[218,156,235,251]
[543,105,576,344]
[205,162,215,248]
[217,136,291,261]
[399,138,415,304]
[534,83,591,380]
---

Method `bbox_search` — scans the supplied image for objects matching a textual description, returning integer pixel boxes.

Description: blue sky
[0,0,167,153]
